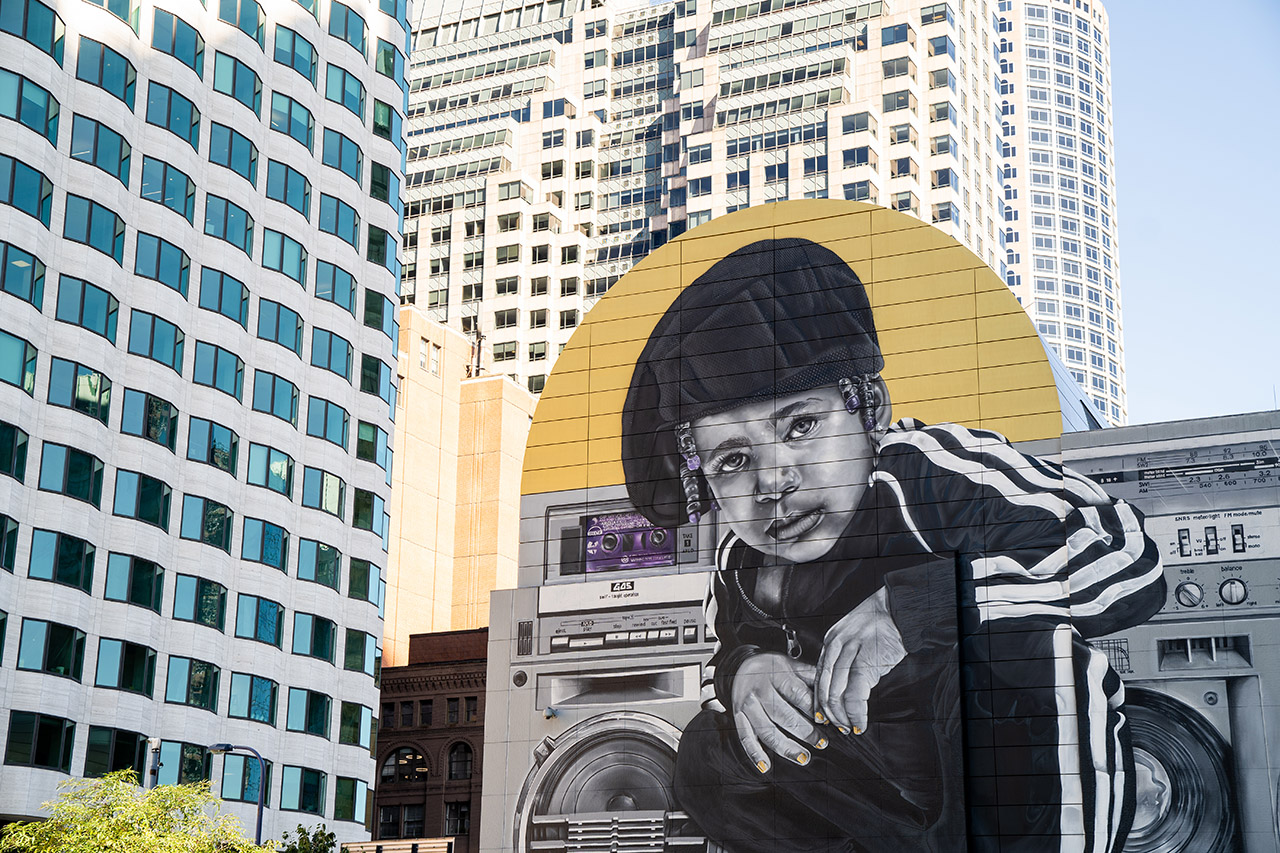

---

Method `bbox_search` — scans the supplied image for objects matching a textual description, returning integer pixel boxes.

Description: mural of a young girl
[620,237,1164,852]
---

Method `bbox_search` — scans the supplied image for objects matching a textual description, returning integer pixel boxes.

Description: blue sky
[1107,1,1280,425]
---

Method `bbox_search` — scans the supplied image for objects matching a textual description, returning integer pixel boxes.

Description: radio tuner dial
[1219,578,1248,606]
[1173,581,1204,608]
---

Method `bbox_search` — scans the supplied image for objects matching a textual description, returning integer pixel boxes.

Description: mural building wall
[479,201,1279,852]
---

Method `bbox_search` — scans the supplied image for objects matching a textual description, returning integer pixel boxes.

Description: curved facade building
[0,0,406,842]
[997,0,1125,424]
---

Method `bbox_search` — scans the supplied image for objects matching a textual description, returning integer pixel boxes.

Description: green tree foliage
[278,824,336,853]
[0,770,274,853]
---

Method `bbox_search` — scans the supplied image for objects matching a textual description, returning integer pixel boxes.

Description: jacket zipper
[734,568,801,658]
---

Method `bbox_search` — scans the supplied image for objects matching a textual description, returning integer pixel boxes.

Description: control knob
[1173,582,1204,608]
[1219,579,1248,606]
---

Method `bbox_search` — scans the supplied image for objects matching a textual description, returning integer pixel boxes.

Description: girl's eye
[785,415,819,441]
[710,451,748,476]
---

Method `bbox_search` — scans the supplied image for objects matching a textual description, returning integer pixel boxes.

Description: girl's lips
[766,509,823,541]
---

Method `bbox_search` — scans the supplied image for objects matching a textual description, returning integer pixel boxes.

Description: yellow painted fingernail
[796,752,810,765]
[837,726,850,735]
[756,760,768,774]
[814,711,826,724]
[816,738,828,750]
[852,726,863,736]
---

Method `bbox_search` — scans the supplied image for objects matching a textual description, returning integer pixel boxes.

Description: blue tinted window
[0,0,64,63]
[269,92,312,150]
[140,157,195,222]
[172,573,225,628]
[257,300,303,356]
[186,416,238,473]
[209,122,257,185]
[314,261,354,314]
[0,241,44,309]
[55,276,117,342]
[180,495,233,552]
[310,329,351,380]
[306,397,348,448]
[328,1,365,55]
[321,128,360,183]
[70,116,130,185]
[318,195,358,248]
[63,194,123,263]
[39,443,104,507]
[134,233,190,297]
[1,155,52,227]
[374,39,401,81]
[262,229,306,285]
[228,673,277,725]
[297,539,340,589]
[111,470,170,528]
[152,10,204,76]
[27,529,94,593]
[76,38,134,108]
[274,26,316,85]
[242,517,288,570]
[104,552,164,611]
[0,69,59,143]
[213,51,260,114]
[251,371,298,426]
[204,195,253,255]
[0,329,37,395]
[218,0,264,47]
[372,100,403,156]
[324,64,363,119]
[235,593,283,646]
[301,467,344,517]
[120,389,177,451]
[198,268,249,327]
[127,310,184,373]
[266,160,310,218]
[192,341,244,400]
[47,357,111,424]
[145,82,199,148]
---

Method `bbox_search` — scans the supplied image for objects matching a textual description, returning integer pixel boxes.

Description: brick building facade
[375,628,487,851]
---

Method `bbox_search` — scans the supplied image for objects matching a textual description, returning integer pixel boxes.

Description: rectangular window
[213,51,260,114]
[348,558,383,609]
[325,63,365,119]
[155,742,210,785]
[262,230,307,285]
[27,526,93,593]
[39,443,103,507]
[298,538,341,590]
[266,160,311,219]
[274,25,316,85]
[288,612,332,666]
[192,342,243,400]
[241,517,288,571]
[339,703,372,748]
[328,0,366,54]
[0,329,37,396]
[134,233,189,297]
[445,801,471,835]
[306,397,348,448]
[319,194,359,247]
[343,629,376,675]
[94,638,155,695]
[165,656,220,710]
[229,672,278,724]
[152,9,204,76]
[62,194,122,262]
[359,355,395,410]
[0,240,45,309]
[560,309,578,329]
[145,82,199,149]
[322,128,361,183]
[246,443,294,498]
[208,123,257,189]
[84,727,146,778]
[270,92,313,150]
[281,766,327,814]
[302,467,344,518]
[197,269,248,328]
[315,261,355,314]
[256,300,302,358]
[172,573,226,630]
[17,618,85,680]
[186,416,238,475]
[104,553,164,612]
[0,420,28,483]
[235,593,284,647]
[69,116,130,185]
[4,712,74,772]
[57,276,119,343]
[286,687,331,737]
[222,753,273,804]
[205,195,254,256]
[252,371,298,426]
[180,495,233,552]
[77,39,135,108]
[311,329,352,380]
[46,358,111,425]
[334,777,368,823]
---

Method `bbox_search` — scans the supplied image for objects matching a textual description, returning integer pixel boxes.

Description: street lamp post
[209,743,267,845]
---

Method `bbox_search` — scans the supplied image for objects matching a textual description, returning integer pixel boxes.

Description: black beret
[621,237,883,527]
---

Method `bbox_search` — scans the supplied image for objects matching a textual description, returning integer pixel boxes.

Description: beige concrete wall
[386,306,535,664]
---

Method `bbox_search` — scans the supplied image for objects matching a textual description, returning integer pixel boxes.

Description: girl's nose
[754,463,799,502]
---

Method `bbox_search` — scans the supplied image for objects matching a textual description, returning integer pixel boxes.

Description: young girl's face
[692,386,876,564]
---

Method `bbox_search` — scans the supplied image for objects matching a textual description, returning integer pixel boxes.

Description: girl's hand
[729,652,826,774]
[814,587,907,735]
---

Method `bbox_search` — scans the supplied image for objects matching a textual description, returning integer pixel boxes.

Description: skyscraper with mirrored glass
[0,0,405,840]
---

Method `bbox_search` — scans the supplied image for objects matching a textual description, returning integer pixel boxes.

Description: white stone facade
[0,0,405,842]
